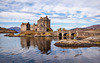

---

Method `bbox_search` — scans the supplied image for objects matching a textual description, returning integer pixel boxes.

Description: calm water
[0,34,100,63]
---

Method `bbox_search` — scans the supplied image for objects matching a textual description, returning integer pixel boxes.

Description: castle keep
[21,16,51,32]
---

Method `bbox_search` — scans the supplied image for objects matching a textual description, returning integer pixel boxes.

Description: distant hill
[8,27,20,32]
[71,28,86,31]
[85,24,100,29]
[71,24,100,31]
[0,27,9,30]
[0,27,18,33]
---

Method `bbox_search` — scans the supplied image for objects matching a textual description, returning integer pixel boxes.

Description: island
[4,16,100,48]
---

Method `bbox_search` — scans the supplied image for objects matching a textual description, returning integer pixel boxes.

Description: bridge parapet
[54,30,100,37]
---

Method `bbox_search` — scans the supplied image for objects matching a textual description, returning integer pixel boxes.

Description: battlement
[38,16,50,21]
[21,22,30,26]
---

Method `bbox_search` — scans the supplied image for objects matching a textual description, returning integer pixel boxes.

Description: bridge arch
[64,33,67,36]
[58,33,62,40]
[71,33,75,37]
[59,33,62,37]
[71,33,77,39]
[57,31,77,39]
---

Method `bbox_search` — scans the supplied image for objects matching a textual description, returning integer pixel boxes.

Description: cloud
[90,19,100,23]
[0,24,20,28]
[0,0,100,30]
[81,26,87,28]
[51,25,61,27]
[0,12,33,19]
[65,26,75,30]
[0,11,39,22]
[51,18,90,23]
[96,17,100,20]
[51,25,62,31]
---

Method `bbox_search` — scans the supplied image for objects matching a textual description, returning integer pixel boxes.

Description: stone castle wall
[21,16,51,32]
[21,25,27,32]
[30,25,33,30]
[21,22,30,32]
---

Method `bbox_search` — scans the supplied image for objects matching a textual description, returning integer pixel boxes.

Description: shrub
[47,28,53,32]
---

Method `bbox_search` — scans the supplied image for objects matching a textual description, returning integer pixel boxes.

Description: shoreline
[54,38,100,47]
[3,33,100,47]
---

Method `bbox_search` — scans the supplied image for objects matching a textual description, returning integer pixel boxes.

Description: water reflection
[20,36,78,55]
[21,37,52,55]
[59,36,77,40]
[0,34,100,63]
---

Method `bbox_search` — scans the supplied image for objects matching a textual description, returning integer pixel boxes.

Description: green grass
[95,42,100,44]
[16,31,52,36]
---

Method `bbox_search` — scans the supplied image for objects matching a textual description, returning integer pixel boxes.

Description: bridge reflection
[59,36,76,40]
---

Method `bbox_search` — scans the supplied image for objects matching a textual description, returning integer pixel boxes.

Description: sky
[0,0,100,31]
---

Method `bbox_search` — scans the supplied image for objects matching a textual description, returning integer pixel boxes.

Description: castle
[21,16,51,32]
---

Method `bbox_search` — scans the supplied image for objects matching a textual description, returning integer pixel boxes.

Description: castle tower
[21,22,30,32]
[21,16,52,32]
[37,16,50,28]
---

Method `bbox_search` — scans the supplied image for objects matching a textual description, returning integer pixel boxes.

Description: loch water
[0,34,100,63]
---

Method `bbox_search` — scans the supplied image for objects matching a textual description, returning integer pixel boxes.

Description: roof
[21,22,30,26]
[38,16,50,21]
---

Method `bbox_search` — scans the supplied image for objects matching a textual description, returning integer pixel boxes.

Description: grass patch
[16,31,52,36]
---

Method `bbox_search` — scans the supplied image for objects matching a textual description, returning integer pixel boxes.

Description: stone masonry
[21,16,51,32]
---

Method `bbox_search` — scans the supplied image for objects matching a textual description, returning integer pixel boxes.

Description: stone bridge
[57,30,78,37]
[53,30,78,38]
[53,30,100,38]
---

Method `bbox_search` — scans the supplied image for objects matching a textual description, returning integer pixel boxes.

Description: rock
[54,56,58,58]
[74,54,82,57]
[11,53,15,55]
[4,33,15,37]
[62,51,66,52]
[83,36,100,42]
[54,39,100,47]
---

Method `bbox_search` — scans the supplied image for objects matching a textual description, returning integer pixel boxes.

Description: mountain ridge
[0,27,18,33]
[71,24,100,31]
[8,27,20,32]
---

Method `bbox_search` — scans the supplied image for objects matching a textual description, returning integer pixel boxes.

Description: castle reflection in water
[20,37,59,55]
[20,36,76,55]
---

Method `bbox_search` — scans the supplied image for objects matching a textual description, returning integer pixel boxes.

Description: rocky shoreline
[54,36,100,47]
[83,36,100,42]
